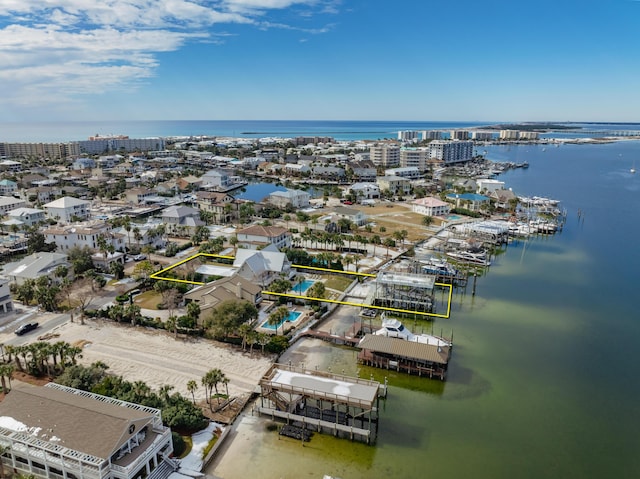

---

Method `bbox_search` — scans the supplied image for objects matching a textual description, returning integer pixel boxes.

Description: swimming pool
[261,311,302,330]
[446,215,462,221]
[293,279,315,294]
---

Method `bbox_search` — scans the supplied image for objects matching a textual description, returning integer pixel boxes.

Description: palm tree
[257,332,269,354]
[268,306,289,336]
[187,380,198,404]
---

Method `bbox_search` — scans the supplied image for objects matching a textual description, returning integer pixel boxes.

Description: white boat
[375,317,452,347]
[446,250,491,266]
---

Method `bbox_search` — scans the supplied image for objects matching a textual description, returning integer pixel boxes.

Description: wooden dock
[300,321,374,346]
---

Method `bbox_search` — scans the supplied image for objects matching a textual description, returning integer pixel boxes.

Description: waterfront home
[376,176,411,197]
[236,225,291,250]
[311,165,346,179]
[347,161,377,182]
[284,163,311,176]
[184,274,263,324]
[201,169,233,190]
[0,382,175,479]
[489,188,518,210]
[445,192,490,212]
[231,249,291,288]
[412,197,451,217]
[161,205,204,236]
[113,223,166,250]
[476,178,505,195]
[125,187,155,205]
[43,196,90,222]
[1,251,70,286]
[267,189,311,209]
[176,175,203,191]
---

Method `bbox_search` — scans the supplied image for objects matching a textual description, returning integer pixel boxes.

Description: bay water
[212,140,640,478]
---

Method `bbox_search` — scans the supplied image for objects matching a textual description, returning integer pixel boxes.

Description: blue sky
[1,0,639,122]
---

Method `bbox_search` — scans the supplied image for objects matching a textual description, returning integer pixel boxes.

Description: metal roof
[358,334,451,365]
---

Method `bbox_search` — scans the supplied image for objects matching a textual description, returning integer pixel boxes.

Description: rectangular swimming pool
[261,311,302,330]
[293,279,315,294]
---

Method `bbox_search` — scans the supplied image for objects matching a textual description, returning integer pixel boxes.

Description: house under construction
[257,364,385,444]
[366,271,435,313]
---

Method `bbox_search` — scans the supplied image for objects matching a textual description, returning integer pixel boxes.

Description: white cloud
[0,0,332,110]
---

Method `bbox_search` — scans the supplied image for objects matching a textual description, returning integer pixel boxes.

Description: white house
[384,167,422,179]
[476,179,505,195]
[333,206,368,227]
[236,225,291,250]
[346,182,380,200]
[44,222,126,253]
[43,196,90,222]
[0,196,26,215]
[161,205,204,236]
[0,382,175,479]
[267,189,311,209]
[0,178,18,195]
[0,278,14,314]
[7,207,46,227]
[201,169,233,190]
[233,246,293,286]
[412,197,451,217]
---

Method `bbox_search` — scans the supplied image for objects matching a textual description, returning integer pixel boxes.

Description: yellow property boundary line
[149,252,452,318]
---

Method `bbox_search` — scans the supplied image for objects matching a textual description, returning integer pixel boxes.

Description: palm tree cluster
[201,368,229,411]
[2,341,82,383]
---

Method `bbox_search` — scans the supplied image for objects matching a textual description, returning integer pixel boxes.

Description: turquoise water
[293,279,315,294]
[261,311,302,330]
[212,139,640,479]
[446,214,462,220]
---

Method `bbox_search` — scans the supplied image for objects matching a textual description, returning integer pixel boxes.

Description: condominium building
[78,137,165,155]
[0,142,80,160]
[397,131,421,142]
[471,131,494,140]
[370,144,400,167]
[518,131,540,140]
[428,140,473,165]
[400,147,430,172]
[499,130,519,140]
[450,130,470,140]
[0,382,175,479]
[421,130,442,140]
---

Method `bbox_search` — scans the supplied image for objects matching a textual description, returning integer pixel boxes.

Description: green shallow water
[211,142,640,478]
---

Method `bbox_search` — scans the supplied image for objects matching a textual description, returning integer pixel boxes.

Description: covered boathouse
[357,334,452,380]
[257,364,385,444]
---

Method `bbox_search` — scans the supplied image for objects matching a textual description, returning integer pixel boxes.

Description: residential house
[7,207,46,227]
[72,157,96,170]
[233,246,293,287]
[333,206,367,227]
[489,188,518,210]
[176,176,201,192]
[311,166,345,179]
[0,196,26,215]
[201,170,232,190]
[196,191,237,223]
[0,278,14,314]
[91,251,126,271]
[376,176,411,197]
[0,382,175,479]
[476,179,505,195]
[446,193,490,212]
[284,163,311,176]
[412,197,451,217]
[183,275,263,324]
[1,252,69,285]
[267,189,311,209]
[44,222,126,253]
[161,205,204,236]
[43,196,90,222]
[236,225,291,250]
[113,224,166,251]
[0,178,17,195]
[125,187,155,205]
[385,167,422,180]
[346,183,380,200]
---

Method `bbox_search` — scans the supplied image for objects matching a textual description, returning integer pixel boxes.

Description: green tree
[422,215,435,227]
[267,306,289,336]
[204,300,258,340]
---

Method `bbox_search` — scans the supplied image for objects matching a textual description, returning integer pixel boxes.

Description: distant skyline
[1,0,639,123]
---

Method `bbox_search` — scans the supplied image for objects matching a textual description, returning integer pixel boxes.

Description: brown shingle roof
[357,334,451,365]
[0,383,156,460]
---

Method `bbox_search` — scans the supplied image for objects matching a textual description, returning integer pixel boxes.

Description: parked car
[133,254,147,261]
[15,322,39,336]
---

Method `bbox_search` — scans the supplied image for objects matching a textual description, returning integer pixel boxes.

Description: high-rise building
[429,140,473,165]
[450,130,470,140]
[370,144,400,167]
[400,147,430,172]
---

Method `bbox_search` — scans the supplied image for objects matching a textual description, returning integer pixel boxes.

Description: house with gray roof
[161,205,204,236]
[43,196,90,222]
[267,189,311,209]
[0,382,175,479]
[1,251,69,285]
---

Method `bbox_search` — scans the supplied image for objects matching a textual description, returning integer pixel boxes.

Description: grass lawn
[324,275,355,292]
[134,290,162,309]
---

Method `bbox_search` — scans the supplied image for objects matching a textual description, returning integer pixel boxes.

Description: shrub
[172,432,186,457]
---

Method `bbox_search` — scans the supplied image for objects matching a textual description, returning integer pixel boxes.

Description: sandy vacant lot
[46,319,274,400]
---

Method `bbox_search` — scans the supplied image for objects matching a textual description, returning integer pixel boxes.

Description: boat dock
[257,363,384,444]
[300,321,374,346]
